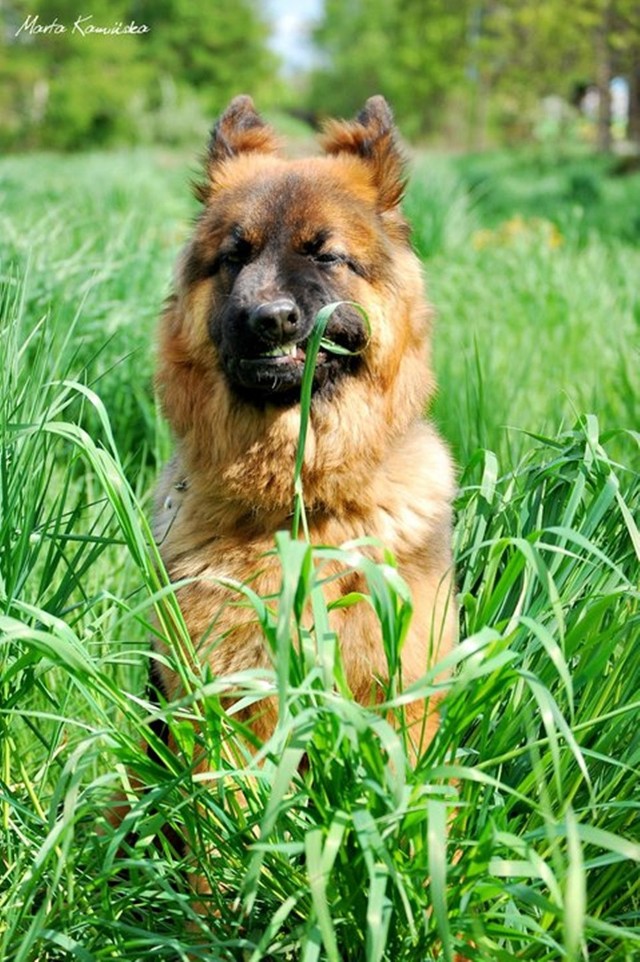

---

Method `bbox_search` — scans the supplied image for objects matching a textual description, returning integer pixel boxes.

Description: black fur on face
[209,240,369,405]
[184,170,381,407]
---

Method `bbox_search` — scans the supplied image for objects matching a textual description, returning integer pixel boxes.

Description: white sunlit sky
[263,0,323,73]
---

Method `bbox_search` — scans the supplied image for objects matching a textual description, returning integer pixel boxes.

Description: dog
[152,94,456,753]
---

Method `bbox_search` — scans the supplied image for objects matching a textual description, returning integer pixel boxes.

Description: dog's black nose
[248,299,300,341]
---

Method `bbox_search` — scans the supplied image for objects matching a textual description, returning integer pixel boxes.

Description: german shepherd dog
[153,95,456,754]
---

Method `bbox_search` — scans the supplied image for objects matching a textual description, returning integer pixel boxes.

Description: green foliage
[451,148,640,243]
[2,0,149,149]
[134,0,278,116]
[0,148,189,460]
[478,0,640,103]
[306,0,640,147]
[0,0,279,150]
[402,149,640,466]
[3,0,639,151]
[0,146,639,959]
[308,0,470,136]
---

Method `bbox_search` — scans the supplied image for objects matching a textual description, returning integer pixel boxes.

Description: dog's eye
[218,238,253,270]
[223,252,245,267]
[223,250,250,267]
[312,250,346,266]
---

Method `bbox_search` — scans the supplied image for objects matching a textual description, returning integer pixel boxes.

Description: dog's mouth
[235,340,333,397]
[227,333,360,404]
[216,299,370,406]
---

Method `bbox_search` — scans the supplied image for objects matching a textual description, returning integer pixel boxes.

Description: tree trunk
[595,3,613,152]
[629,50,640,146]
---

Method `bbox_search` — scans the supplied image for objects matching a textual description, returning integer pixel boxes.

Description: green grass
[406,151,640,466]
[0,146,639,961]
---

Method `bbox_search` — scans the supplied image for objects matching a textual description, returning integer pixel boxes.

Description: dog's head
[158,96,434,499]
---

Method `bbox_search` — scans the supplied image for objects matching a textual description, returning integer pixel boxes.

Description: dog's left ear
[321,96,406,211]
[196,95,280,201]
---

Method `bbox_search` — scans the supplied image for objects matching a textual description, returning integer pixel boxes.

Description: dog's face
[158,96,434,497]
[168,96,423,408]
[188,156,384,405]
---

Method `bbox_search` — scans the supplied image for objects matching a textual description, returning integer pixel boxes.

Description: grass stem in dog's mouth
[232,303,369,402]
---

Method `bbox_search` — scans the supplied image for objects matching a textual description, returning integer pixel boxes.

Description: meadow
[0,142,639,961]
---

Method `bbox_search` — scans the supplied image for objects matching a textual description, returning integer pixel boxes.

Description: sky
[263,0,323,73]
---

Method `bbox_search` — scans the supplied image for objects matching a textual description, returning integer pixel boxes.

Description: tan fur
[153,96,457,754]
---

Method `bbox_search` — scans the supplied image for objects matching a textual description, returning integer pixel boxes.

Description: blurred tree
[617,0,640,145]
[481,0,640,150]
[308,0,640,149]
[0,0,279,149]
[1,0,149,149]
[630,49,640,143]
[595,1,613,151]
[475,0,594,143]
[308,0,470,137]
[131,0,279,115]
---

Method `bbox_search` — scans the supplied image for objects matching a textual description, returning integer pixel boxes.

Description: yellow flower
[471,215,563,250]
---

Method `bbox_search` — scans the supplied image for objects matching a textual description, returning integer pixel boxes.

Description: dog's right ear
[196,96,280,202]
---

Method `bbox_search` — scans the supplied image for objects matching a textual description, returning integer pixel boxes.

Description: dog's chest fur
[152,420,454,725]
